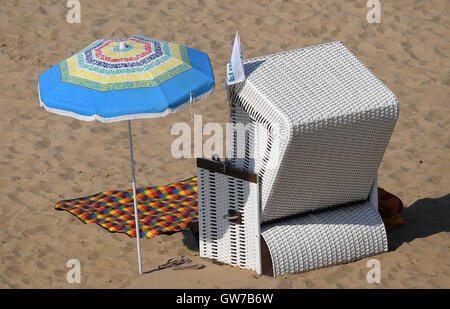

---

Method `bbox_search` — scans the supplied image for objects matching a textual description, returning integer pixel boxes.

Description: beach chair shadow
[182,228,199,252]
[387,193,450,250]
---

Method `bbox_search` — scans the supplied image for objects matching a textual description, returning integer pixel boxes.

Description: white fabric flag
[226,31,245,85]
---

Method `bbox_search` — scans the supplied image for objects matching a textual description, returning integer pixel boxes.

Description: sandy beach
[0,0,448,288]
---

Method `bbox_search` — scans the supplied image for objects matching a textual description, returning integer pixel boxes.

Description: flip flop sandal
[158,256,190,269]
[172,260,205,270]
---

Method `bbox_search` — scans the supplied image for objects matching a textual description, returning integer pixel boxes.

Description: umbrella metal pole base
[128,120,143,274]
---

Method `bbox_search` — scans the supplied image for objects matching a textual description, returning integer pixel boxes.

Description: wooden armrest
[196,158,258,183]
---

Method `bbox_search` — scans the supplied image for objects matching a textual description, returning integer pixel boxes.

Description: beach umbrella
[38,36,215,274]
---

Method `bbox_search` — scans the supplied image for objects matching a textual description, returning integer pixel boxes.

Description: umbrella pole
[128,120,143,274]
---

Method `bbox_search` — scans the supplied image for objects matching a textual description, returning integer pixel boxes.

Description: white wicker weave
[197,166,262,273]
[228,41,399,222]
[261,199,387,277]
[198,41,398,277]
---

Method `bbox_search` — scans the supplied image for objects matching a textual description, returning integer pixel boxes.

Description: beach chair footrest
[260,200,388,277]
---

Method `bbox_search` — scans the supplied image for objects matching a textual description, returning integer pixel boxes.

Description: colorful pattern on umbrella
[55,177,198,239]
[59,36,192,91]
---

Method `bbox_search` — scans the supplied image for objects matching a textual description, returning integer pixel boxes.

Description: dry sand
[0,0,448,288]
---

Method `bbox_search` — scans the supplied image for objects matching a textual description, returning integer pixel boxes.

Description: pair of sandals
[158,256,205,270]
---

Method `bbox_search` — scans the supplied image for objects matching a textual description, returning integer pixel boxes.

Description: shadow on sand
[387,193,450,251]
[182,194,450,253]
[182,223,199,252]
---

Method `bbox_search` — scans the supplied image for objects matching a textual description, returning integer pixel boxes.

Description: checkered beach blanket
[55,177,198,239]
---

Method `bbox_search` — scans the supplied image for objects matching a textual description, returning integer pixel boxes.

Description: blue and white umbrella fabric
[39,36,214,121]
[38,36,215,274]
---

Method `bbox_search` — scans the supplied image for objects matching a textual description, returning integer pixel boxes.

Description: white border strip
[38,85,215,123]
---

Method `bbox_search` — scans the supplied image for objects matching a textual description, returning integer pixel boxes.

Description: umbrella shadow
[142,267,164,275]
[387,193,450,250]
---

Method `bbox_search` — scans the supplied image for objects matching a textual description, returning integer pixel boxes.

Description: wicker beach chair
[197,41,399,277]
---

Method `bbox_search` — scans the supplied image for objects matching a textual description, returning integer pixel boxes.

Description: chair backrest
[227,41,399,223]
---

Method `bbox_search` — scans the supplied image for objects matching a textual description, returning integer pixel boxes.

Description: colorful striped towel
[55,177,198,239]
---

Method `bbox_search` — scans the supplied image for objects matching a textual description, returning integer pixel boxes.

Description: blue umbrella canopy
[38,36,215,122]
